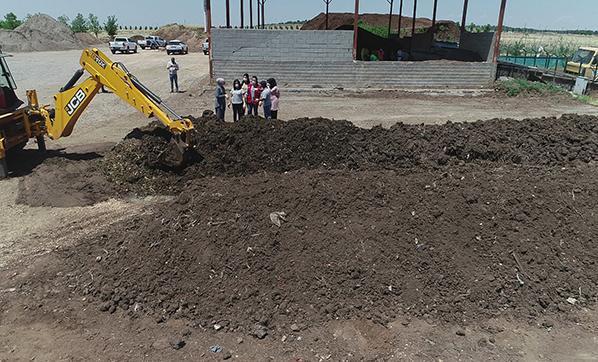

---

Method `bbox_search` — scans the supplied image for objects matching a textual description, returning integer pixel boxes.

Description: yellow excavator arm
[0,48,194,177]
[40,48,194,142]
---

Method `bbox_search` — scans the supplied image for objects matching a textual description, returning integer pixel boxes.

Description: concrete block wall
[212,29,496,89]
[214,60,496,88]
[212,29,353,62]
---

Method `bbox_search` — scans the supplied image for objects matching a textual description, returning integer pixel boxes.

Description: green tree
[104,15,118,38]
[57,15,70,27]
[71,13,89,32]
[0,12,23,30]
[88,13,101,37]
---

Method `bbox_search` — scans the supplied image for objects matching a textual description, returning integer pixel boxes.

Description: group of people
[166,58,280,122]
[360,48,410,61]
[215,74,280,122]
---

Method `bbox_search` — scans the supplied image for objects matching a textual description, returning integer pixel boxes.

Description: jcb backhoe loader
[0,47,195,178]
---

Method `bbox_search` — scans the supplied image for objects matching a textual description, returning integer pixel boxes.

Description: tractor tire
[0,157,8,179]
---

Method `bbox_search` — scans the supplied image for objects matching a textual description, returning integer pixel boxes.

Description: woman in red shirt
[245,76,262,116]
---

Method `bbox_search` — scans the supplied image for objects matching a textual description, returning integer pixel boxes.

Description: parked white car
[109,37,138,54]
[166,40,189,55]
[138,36,167,49]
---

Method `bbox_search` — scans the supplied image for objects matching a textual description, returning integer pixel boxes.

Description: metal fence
[498,55,567,71]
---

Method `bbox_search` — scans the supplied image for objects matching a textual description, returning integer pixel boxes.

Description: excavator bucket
[156,131,197,169]
[158,138,188,169]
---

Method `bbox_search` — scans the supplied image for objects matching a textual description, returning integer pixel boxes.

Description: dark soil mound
[301,12,460,41]
[102,114,598,195]
[59,165,598,334]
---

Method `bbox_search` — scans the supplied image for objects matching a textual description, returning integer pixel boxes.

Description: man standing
[167,57,179,93]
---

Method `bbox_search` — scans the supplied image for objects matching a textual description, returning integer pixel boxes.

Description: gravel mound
[0,14,83,52]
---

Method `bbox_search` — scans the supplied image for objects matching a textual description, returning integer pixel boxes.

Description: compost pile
[51,113,598,335]
[102,114,598,194]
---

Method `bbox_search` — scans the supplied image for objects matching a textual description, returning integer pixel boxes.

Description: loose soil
[56,165,598,336]
[15,113,598,338]
[99,113,598,195]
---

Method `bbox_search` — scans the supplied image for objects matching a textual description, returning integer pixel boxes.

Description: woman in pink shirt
[267,78,280,119]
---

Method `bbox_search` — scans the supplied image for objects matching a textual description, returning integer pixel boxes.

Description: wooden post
[432,0,438,27]
[240,0,244,28]
[249,0,253,28]
[387,0,394,38]
[226,0,231,28]
[353,0,359,59]
[410,0,417,52]
[397,0,403,37]
[492,0,508,63]
[461,0,469,33]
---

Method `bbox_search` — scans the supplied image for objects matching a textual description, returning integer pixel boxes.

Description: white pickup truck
[109,37,138,54]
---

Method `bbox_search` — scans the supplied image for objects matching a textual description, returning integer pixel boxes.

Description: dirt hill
[27,113,598,336]
[0,14,83,52]
[302,12,460,40]
[152,24,205,52]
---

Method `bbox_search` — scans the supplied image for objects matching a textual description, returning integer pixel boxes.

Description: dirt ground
[2,47,598,361]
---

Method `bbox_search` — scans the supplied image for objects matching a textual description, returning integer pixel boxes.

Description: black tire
[111,49,116,54]
[141,46,146,50]
[167,51,171,55]
[134,47,138,54]
[0,157,8,179]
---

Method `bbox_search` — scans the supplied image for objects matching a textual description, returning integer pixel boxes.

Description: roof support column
[493,0,508,63]
[353,0,359,59]
[410,0,417,52]
[460,0,469,33]
[225,0,231,28]
[397,0,403,37]
[240,0,244,28]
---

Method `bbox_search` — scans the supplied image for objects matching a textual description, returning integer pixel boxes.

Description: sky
[5,0,597,30]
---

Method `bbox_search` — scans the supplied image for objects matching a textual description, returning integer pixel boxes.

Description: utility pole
[386,0,394,38]
[323,0,333,30]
